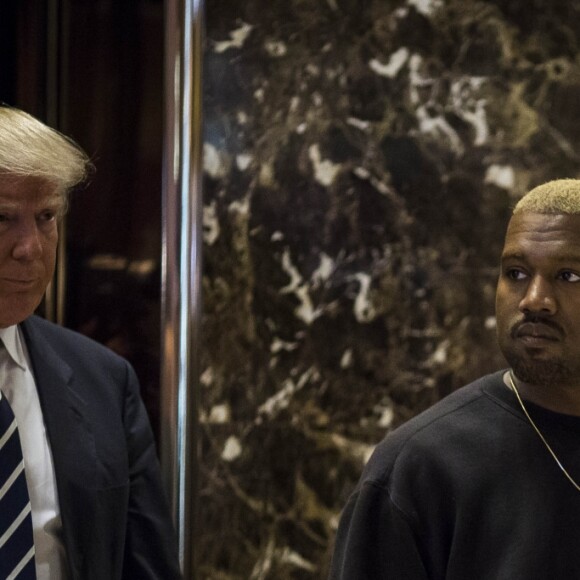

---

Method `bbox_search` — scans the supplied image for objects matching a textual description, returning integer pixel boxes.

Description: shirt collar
[0,325,28,371]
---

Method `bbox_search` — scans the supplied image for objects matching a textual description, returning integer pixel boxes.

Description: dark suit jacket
[20,315,182,580]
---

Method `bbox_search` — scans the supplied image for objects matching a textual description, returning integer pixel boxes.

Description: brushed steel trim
[161,0,204,576]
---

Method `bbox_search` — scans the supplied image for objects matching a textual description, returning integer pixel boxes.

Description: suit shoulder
[22,315,126,366]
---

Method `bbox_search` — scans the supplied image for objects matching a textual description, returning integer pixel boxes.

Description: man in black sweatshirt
[330,179,580,579]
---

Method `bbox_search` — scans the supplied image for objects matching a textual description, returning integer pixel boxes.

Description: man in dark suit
[0,106,181,578]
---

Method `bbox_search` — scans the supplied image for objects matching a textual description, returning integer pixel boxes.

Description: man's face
[0,175,62,328]
[496,212,580,388]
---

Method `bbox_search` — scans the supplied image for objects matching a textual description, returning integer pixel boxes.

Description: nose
[519,275,557,316]
[11,220,43,262]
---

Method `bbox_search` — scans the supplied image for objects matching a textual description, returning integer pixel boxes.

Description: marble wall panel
[201,0,580,577]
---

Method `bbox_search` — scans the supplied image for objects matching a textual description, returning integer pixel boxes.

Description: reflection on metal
[161,0,204,577]
[45,0,70,326]
[54,220,68,324]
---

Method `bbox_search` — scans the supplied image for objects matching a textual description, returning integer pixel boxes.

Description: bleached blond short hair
[0,106,91,200]
[514,179,580,215]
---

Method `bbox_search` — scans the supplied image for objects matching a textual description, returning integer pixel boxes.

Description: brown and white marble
[201,0,580,577]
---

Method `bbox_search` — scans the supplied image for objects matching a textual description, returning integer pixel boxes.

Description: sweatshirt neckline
[484,370,580,434]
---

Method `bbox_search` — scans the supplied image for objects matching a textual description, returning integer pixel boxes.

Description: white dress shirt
[0,325,68,579]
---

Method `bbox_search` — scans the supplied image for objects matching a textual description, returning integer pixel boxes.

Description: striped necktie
[0,390,36,579]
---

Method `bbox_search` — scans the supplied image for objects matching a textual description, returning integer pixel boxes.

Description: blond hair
[513,179,580,215]
[0,106,91,199]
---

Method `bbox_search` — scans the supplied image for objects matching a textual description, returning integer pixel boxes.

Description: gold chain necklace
[507,372,580,492]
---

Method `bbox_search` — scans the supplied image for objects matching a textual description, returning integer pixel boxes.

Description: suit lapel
[20,317,97,579]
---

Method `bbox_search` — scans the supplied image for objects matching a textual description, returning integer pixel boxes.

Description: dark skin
[496,212,580,416]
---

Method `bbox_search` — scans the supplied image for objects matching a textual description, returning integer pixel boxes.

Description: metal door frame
[161,0,204,577]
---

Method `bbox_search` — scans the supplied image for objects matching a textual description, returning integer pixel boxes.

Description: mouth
[1,278,38,289]
[513,321,561,343]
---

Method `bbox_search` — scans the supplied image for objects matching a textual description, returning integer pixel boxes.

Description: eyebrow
[501,251,580,263]
[0,196,65,212]
[46,197,65,209]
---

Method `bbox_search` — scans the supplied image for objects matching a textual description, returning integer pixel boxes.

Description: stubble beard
[498,314,574,388]
[506,351,572,388]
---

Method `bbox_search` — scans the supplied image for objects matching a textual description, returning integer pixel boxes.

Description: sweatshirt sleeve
[329,481,430,580]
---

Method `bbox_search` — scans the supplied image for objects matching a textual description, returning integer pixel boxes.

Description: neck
[506,371,580,416]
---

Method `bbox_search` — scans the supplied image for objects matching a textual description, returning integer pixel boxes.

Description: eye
[559,270,580,283]
[37,210,57,223]
[505,268,527,281]
[0,213,13,226]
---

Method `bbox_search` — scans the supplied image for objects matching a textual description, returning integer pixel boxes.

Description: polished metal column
[161,0,204,577]
[45,0,70,325]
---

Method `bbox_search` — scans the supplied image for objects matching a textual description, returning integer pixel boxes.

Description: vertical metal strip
[43,0,61,323]
[55,0,70,326]
[161,0,204,577]
[45,0,70,326]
